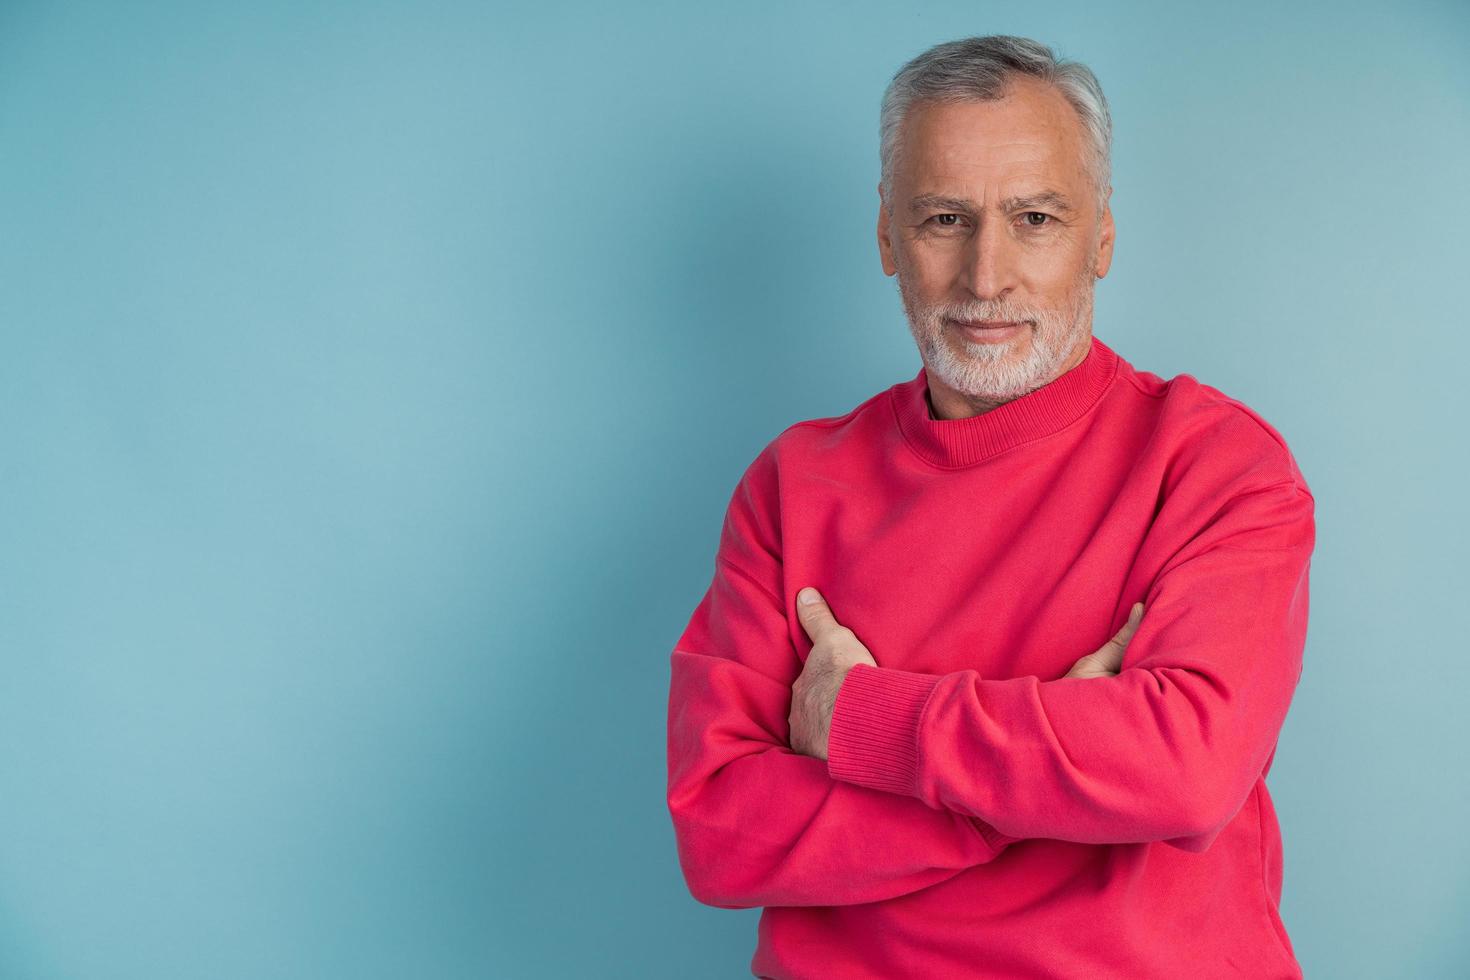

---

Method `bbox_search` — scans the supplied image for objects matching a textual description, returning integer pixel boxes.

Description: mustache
[934,305,1046,325]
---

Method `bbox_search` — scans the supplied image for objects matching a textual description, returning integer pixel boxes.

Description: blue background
[1,1,1466,977]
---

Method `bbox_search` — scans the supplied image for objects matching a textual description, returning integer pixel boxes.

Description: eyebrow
[908,190,1077,216]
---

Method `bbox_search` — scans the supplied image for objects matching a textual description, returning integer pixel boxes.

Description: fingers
[795,587,840,640]
[1091,602,1145,673]
[1110,602,1144,645]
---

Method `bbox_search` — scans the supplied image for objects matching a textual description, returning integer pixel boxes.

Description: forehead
[894,78,1090,196]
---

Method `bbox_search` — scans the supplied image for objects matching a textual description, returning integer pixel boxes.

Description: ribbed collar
[892,334,1119,468]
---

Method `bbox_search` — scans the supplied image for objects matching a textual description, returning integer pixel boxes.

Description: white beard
[896,263,1097,404]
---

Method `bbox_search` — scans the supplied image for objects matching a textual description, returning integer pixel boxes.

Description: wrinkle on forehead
[893,80,1092,206]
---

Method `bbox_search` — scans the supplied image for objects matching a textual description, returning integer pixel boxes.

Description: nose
[960,216,1018,302]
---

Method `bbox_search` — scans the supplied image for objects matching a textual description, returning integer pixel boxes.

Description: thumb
[795,587,840,638]
[1111,601,1145,647]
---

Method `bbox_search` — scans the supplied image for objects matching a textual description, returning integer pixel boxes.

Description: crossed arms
[665,445,1315,910]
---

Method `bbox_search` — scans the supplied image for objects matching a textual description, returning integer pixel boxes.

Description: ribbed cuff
[972,818,1023,853]
[826,663,943,797]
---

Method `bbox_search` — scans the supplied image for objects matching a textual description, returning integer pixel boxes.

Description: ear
[1094,189,1115,279]
[877,182,898,277]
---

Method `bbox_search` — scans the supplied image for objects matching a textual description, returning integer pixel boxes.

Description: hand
[789,587,878,761]
[1063,602,1145,679]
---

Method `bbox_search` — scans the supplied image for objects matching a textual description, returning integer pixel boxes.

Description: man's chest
[775,444,1174,681]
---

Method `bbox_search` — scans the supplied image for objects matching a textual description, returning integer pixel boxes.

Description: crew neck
[891,335,1120,468]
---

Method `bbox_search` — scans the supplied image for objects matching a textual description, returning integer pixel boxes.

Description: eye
[1022,212,1051,227]
[931,213,965,227]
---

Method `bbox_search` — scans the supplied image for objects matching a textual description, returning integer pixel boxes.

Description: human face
[877,77,1116,417]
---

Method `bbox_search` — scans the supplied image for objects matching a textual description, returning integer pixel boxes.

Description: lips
[952,319,1022,330]
[949,317,1025,343]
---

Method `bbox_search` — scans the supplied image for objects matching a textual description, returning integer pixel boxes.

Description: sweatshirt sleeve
[666,441,1016,910]
[826,476,1314,852]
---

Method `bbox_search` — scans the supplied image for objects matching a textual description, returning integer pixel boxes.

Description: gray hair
[879,35,1112,214]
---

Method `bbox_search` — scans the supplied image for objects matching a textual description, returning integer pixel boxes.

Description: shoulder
[722,378,898,527]
[1120,358,1313,501]
[739,380,899,478]
[774,384,894,454]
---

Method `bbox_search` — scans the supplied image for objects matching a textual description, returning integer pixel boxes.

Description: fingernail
[799,588,820,605]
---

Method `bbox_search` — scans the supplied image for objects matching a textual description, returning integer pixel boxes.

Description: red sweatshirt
[665,334,1315,979]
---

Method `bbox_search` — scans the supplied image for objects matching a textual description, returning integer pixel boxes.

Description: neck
[926,335,1092,421]
[896,335,1119,469]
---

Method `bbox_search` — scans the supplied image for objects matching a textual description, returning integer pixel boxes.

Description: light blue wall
[1,1,1465,977]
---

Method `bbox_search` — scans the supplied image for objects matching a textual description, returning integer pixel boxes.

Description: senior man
[666,35,1313,980]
